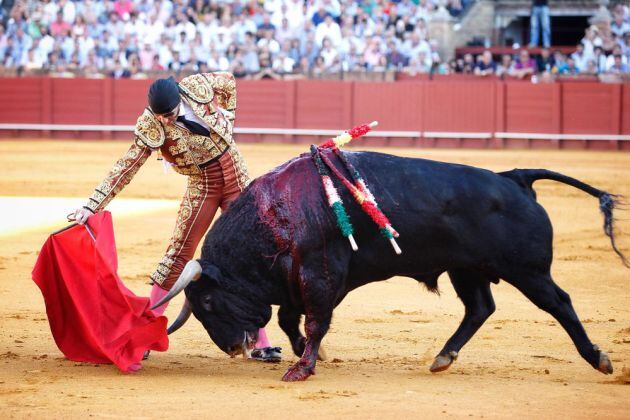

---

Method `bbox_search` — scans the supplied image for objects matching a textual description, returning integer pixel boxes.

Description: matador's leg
[150,161,225,298]
[144,162,224,364]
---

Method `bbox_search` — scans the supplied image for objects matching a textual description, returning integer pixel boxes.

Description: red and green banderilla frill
[310,121,402,255]
[310,144,358,251]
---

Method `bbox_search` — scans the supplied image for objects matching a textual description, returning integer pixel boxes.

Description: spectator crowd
[0,0,460,79]
[452,3,630,79]
[0,0,627,80]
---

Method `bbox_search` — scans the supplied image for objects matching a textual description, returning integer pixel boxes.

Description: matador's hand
[72,207,94,225]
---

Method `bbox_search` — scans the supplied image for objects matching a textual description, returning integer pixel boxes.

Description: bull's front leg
[278,305,306,357]
[281,250,346,382]
[281,311,332,382]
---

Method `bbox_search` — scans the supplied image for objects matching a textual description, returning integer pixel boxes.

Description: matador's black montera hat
[148,76,180,114]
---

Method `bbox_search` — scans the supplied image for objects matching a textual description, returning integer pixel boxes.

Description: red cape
[32,211,168,372]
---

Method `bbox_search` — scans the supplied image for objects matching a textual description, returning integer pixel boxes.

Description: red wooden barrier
[0,78,42,123]
[562,83,621,134]
[51,79,103,139]
[621,84,630,135]
[236,79,296,143]
[352,81,423,131]
[51,79,104,124]
[423,80,495,133]
[237,80,294,128]
[295,80,352,131]
[504,82,560,133]
[421,79,495,148]
[0,77,627,150]
[112,78,152,124]
[352,81,424,147]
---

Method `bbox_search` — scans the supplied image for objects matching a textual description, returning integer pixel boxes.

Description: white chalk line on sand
[0,196,180,237]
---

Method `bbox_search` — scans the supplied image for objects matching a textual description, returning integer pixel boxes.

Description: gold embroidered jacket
[85,72,249,213]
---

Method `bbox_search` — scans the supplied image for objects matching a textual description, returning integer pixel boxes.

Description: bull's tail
[500,168,629,268]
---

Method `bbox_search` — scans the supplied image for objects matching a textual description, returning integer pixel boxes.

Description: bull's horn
[150,260,202,310]
[167,298,192,335]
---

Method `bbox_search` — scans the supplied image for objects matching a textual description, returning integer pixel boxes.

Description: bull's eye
[201,294,212,312]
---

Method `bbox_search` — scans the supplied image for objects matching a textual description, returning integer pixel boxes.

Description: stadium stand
[0,0,627,81]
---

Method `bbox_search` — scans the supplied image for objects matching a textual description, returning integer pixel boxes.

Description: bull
[154,149,628,381]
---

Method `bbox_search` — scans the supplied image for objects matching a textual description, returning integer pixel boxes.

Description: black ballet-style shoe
[249,347,282,363]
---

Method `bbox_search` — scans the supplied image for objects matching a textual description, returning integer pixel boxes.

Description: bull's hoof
[282,363,315,382]
[430,351,458,373]
[597,351,613,375]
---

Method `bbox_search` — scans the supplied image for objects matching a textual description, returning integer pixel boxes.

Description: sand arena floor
[0,140,629,418]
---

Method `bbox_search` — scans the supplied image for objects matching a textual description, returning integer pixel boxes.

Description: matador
[73,74,280,362]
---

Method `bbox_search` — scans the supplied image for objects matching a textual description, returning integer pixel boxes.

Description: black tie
[177,116,210,137]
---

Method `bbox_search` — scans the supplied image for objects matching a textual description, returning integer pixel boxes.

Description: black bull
[157,150,628,381]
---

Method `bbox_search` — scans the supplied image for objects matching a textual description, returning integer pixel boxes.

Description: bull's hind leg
[431,270,496,373]
[507,273,613,374]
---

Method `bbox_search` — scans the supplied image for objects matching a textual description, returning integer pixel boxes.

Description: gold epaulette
[178,74,214,104]
[205,72,236,111]
[134,108,165,148]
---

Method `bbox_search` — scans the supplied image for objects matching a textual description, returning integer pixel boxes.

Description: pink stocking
[127,363,142,372]
[255,328,271,348]
[149,283,170,316]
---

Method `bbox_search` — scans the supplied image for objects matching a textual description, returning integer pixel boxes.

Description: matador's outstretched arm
[84,137,152,213]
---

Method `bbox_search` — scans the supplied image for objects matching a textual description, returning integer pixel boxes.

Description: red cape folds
[32,211,168,372]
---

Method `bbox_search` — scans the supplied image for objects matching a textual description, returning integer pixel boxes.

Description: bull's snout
[226,331,257,358]
[226,344,242,357]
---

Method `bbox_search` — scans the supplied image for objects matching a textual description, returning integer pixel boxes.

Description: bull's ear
[201,264,223,286]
